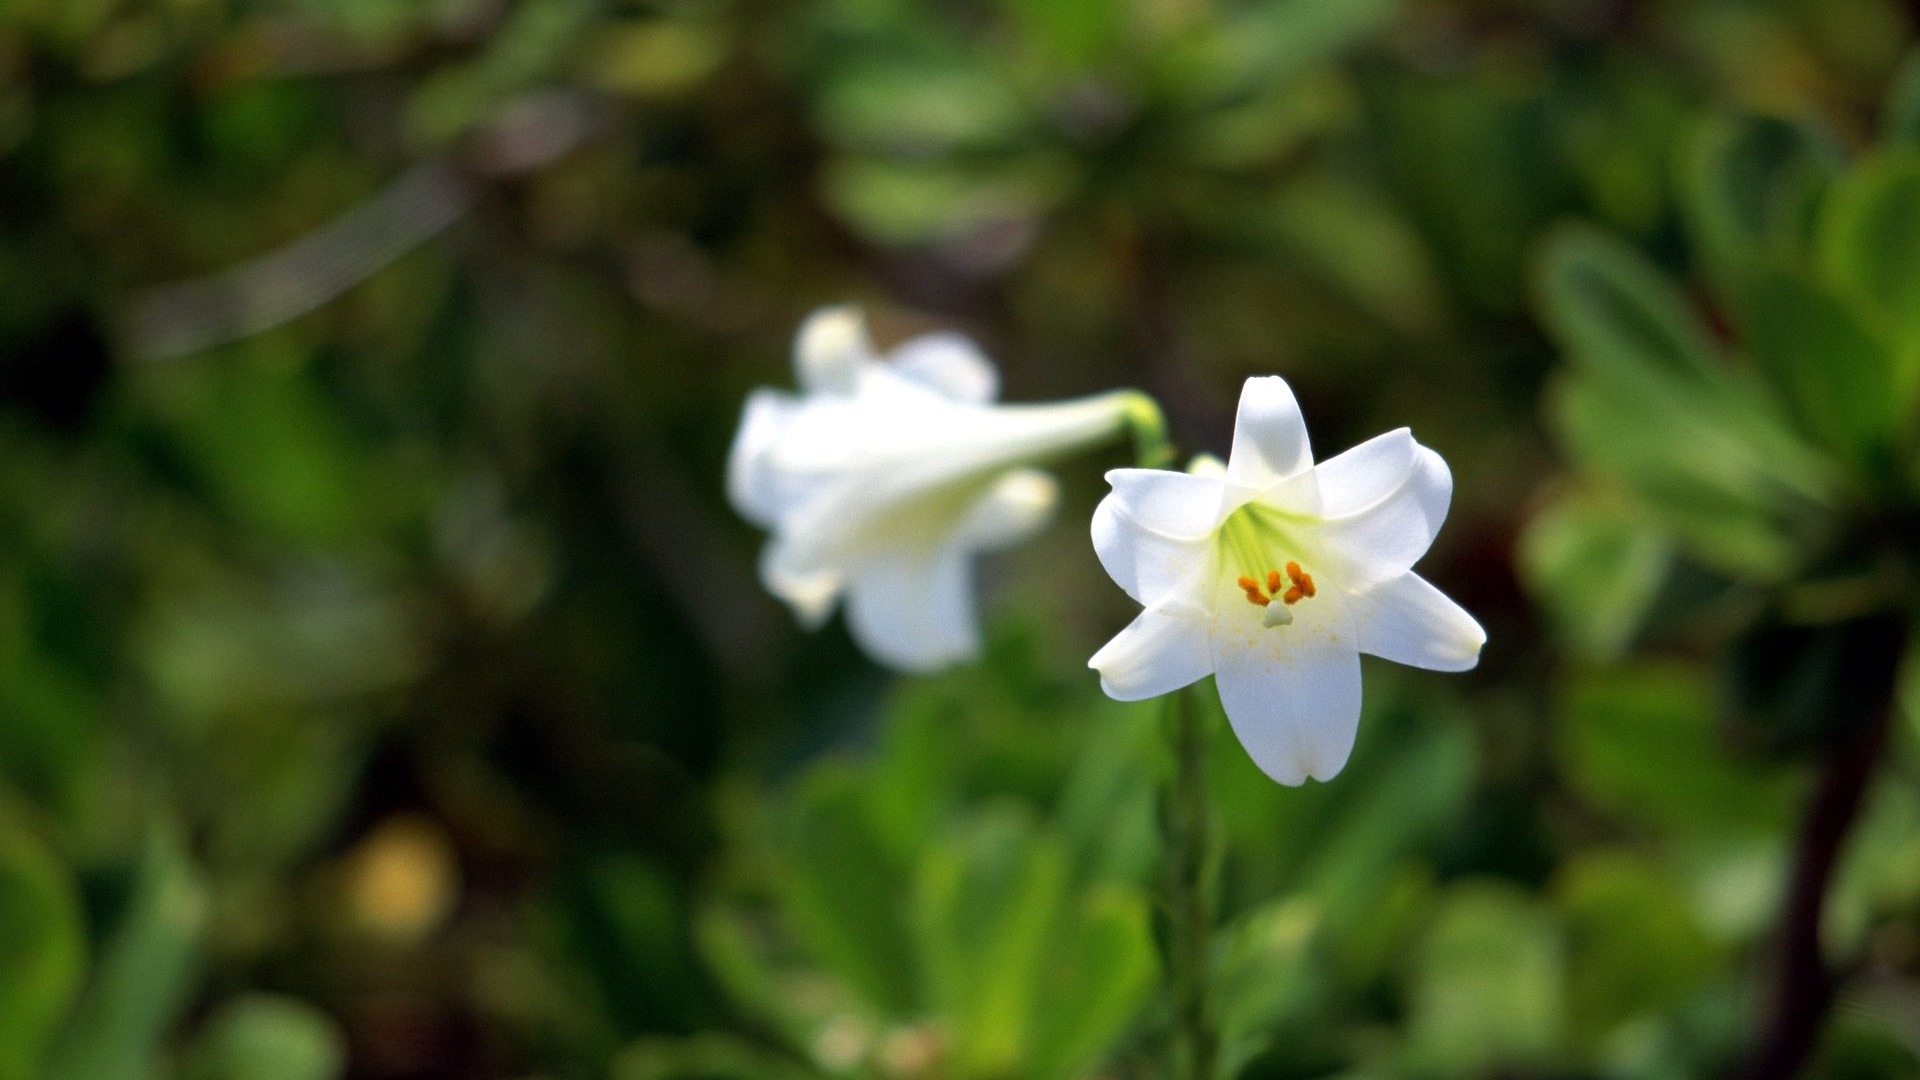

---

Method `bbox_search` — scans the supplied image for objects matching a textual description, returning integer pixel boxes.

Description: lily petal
[956,469,1058,552]
[845,549,978,672]
[759,539,843,629]
[779,395,1132,572]
[1314,428,1415,517]
[1226,375,1313,489]
[1089,603,1212,701]
[1103,468,1229,538]
[726,389,799,526]
[1091,494,1211,606]
[1212,631,1363,785]
[889,331,1000,403]
[1352,571,1484,672]
[1317,445,1451,585]
[794,306,871,395]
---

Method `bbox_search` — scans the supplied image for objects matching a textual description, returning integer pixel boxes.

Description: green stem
[1121,390,1175,471]
[1117,386,1209,1076]
[1163,687,1217,1080]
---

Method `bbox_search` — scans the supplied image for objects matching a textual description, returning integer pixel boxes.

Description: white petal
[1211,625,1362,785]
[1316,445,1452,585]
[1313,428,1415,517]
[1091,494,1211,606]
[1351,571,1484,672]
[777,395,1131,573]
[955,469,1057,552]
[1102,469,1229,538]
[1226,376,1314,489]
[727,389,799,526]
[794,306,872,395]
[844,550,979,672]
[1089,603,1213,701]
[888,331,1000,403]
[760,539,843,629]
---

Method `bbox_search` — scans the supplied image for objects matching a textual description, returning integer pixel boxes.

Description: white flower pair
[728,308,1484,784]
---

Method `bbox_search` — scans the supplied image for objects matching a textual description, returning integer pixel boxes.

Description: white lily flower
[729,306,1136,672]
[1089,376,1485,785]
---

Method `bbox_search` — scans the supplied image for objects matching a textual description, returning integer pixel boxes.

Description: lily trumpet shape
[1089,376,1484,784]
[730,306,1137,672]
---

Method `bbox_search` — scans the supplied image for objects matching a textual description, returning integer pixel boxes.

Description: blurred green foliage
[7,0,1920,1078]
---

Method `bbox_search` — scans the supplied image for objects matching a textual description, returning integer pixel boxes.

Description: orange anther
[1266,569,1283,593]
[1244,589,1269,606]
[1285,560,1304,583]
[1283,584,1304,604]
[1300,574,1316,598]
[1237,575,1259,592]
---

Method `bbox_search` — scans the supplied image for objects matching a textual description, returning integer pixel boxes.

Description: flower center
[1236,561,1316,627]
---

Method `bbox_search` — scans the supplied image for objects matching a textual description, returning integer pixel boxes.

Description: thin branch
[1736,618,1909,1080]
[121,159,473,362]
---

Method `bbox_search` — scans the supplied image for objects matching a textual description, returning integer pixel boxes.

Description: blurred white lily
[1089,376,1484,784]
[730,306,1138,672]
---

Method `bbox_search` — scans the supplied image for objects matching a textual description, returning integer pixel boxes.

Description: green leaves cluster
[662,641,1162,1080]
[1527,94,1920,674]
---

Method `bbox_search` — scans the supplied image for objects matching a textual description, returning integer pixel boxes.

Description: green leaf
[1679,114,1837,303]
[0,825,85,1080]
[814,57,1030,153]
[404,0,596,145]
[1883,46,1920,146]
[1518,490,1670,660]
[574,857,717,1031]
[144,342,389,547]
[179,996,344,1080]
[1173,0,1400,103]
[993,0,1123,70]
[1025,887,1156,1080]
[1262,176,1447,335]
[1050,700,1158,888]
[612,1033,820,1080]
[910,805,1067,1076]
[780,766,919,1018]
[1212,896,1323,1075]
[1206,687,1469,912]
[1553,852,1715,1050]
[1535,230,1837,574]
[1404,883,1565,1077]
[1537,225,1720,386]
[1294,717,1473,924]
[46,830,208,1080]
[1818,149,1920,366]
[1548,376,1799,579]
[1744,266,1905,466]
[818,155,1071,245]
[1558,665,1796,837]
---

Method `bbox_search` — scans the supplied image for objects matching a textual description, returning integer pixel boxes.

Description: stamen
[1240,561,1317,627]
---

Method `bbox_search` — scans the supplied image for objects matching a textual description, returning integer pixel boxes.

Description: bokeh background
[8,0,1920,1078]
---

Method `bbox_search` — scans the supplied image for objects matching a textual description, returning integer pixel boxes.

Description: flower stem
[1163,686,1218,1080]
[1121,391,1175,471]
